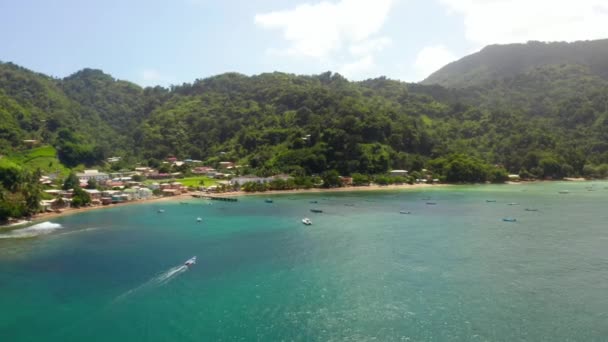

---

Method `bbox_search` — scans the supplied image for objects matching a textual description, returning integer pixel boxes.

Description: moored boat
[310,209,323,213]
[502,218,517,222]
[302,218,312,225]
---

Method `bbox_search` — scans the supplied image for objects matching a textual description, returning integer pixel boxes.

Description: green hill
[422,39,608,88]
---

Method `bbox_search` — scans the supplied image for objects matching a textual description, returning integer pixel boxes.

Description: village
[37,156,439,212]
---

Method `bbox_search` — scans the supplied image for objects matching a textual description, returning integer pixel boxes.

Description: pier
[191,193,238,202]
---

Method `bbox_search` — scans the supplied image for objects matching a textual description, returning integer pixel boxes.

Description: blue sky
[1,0,606,87]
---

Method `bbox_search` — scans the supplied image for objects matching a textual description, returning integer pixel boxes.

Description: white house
[76,170,109,182]
[389,170,408,176]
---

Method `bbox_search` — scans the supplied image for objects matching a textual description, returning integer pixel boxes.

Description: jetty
[191,193,238,202]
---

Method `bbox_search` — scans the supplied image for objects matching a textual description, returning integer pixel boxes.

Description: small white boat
[184,256,197,267]
[157,209,165,213]
[302,218,312,225]
[558,190,569,194]
[400,210,411,214]
[196,217,202,222]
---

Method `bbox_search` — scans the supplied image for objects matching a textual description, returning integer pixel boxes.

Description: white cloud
[349,37,392,56]
[439,0,608,46]
[413,45,457,80]
[140,69,173,86]
[338,55,376,79]
[255,0,394,78]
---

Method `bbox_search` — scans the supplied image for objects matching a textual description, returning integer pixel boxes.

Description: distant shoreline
[2,179,601,231]
[1,183,445,230]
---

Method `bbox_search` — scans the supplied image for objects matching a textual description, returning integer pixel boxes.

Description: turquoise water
[1,182,608,341]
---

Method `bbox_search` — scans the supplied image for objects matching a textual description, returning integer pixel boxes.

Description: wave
[113,264,189,302]
[0,221,64,239]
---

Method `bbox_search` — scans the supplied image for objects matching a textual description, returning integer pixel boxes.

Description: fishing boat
[184,256,197,266]
[310,209,323,213]
[502,218,517,222]
[302,218,312,225]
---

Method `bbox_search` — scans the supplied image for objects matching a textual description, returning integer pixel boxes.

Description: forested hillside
[2,38,608,184]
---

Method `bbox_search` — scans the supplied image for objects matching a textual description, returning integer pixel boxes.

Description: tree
[86,178,98,189]
[71,186,91,208]
[63,172,80,190]
[321,170,341,188]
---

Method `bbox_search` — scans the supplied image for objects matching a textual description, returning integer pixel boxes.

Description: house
[218,161,235,169]
[192,166,215,174]
[162,189,181,196]
[340,176,353,186]
[137,188,153,199]
[76,170,109,182]
[230,176,267,186]
[84,189,102,200]
[389,170,408,176]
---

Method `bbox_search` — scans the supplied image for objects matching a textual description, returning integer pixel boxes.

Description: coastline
[2,183,444,229]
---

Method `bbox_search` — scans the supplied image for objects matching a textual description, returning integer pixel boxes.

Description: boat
[508,203,520,206]
[309,200,318,204]
[310,209,323,213]
[426,202,437,205]
[302,218,312,225]
[525,208,538,212]
[196,217,202,222]
[486,200,496,202]
[265,199,273,203]
[157,209,165,213]
[400,210,411,214]
[179,202,189,205]
[184,256,197,266]
[502,218,517,222]
[344,203,355,207]
[558,190,569,194]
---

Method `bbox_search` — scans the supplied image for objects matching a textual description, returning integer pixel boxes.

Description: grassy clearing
[177,176,218,187]
[143,176,218,187]
[6,146,70,176]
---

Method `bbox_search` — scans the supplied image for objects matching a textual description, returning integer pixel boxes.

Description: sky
[1,0,607,87]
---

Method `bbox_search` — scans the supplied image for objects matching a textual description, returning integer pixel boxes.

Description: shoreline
[1,183,443,229]
[2,178,603,230]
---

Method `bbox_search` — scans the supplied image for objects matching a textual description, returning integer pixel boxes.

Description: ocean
[1,182,607,341]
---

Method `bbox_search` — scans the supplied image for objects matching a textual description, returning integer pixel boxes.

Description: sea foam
[0,221,64,239]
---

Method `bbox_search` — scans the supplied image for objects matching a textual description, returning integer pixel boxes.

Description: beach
[2,183,444,229]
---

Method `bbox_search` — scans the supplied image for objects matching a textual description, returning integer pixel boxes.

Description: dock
[191,193,238,202]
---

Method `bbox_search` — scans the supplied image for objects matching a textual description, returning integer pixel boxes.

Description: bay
[1,182,607,341]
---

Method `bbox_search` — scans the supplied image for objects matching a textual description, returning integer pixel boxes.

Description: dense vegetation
[2,38,608,220]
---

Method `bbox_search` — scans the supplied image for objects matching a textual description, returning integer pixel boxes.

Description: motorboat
[525,208,538,212]
[502,218,517,222]
[426,202,437,205]
[265,199,273,203]
[157,209,165,213]
[310,209,323,213]
[400,210,412,214]
[196,217,202,222]
[486,200,496,202]
[508,202,520,206]
[309,200,318,204]
[558,190,569,194]
[302,218,312,225]
[184,256,197,266]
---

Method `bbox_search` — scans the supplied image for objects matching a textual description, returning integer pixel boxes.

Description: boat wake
[0,221,63,239]
[113,263,189,302]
